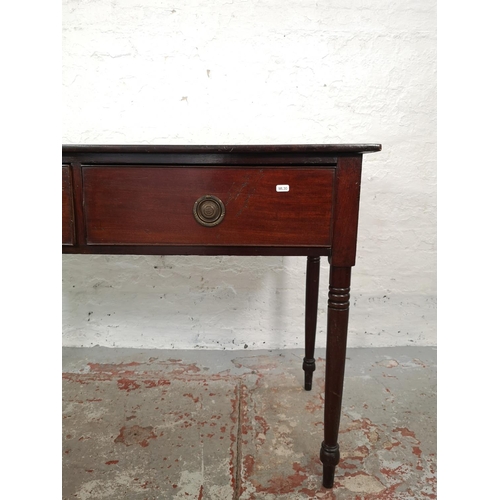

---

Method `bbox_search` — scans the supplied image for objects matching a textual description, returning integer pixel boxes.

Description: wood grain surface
[82,166,334,247]
[62,165,74,245]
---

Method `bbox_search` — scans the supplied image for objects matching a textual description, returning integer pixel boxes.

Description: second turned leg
[303,256,320,390]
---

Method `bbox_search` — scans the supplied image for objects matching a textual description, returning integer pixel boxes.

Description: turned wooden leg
[320,266,351,488]
[303,256,320,390]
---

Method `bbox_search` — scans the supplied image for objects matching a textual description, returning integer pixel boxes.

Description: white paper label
[276,184,290,192]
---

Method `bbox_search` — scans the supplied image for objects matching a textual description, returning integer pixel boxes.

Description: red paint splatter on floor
[370,482,406,499]
[245,461,310,495]
[305,397,324,414]
[243,454,255,476]
[383,439,402,451]
[413,358,428,368]
[105,460,119,465]
[263,462,308,493]
[393,427,418,441]
[380,465,405,477]
[114,425,157,447]
[117,378,140,391]
[339,462,357,470]
[87,362,140,376]
[183,393,200,403]
[143,379,171,388]
[254,415,269,436]
[62,374,92,384]
[350,445,370,460]
[342,470,372,478]
[166,360,201,376]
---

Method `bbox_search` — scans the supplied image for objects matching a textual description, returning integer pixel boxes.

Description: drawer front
[62,165,75,245]
[82,167,333,246]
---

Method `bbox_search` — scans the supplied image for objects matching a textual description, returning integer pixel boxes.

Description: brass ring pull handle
[193,195,225,227]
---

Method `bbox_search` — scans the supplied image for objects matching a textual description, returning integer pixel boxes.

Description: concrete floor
[62,347,436,499]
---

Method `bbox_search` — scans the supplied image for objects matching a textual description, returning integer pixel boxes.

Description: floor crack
[233,381,243,499]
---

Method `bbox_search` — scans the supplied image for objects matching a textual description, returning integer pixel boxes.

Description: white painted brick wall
[62,0,436,349]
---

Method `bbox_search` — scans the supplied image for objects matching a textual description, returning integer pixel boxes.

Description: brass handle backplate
[193,195,225,227]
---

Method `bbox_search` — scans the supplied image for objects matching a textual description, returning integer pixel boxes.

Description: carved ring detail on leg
[302,357,316,391]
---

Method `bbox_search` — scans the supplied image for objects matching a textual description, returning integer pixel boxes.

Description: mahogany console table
[62,143,381,488]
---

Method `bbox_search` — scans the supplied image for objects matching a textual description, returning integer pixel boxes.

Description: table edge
[62,144,382,155]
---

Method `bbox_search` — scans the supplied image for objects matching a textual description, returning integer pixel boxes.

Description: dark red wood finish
[62,144,381,489]
[63,143,381,155]
[62,165,74,245]
[82,166,334,247]
[321,266,352,487]
[331,155,364,266]
[303,255,320,391]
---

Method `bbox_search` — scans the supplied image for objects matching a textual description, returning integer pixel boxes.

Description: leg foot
[320,438,340,489]
[302,357,316,391]
[322,464,335,489]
